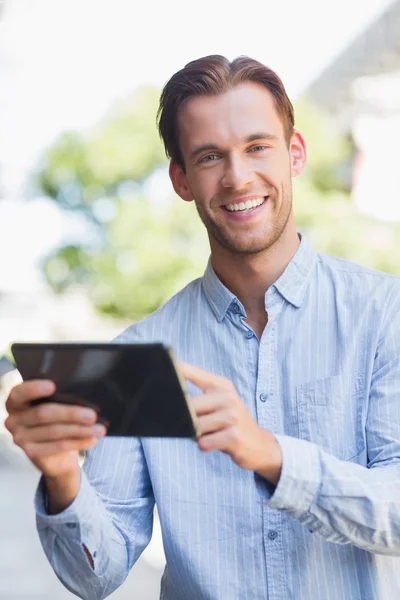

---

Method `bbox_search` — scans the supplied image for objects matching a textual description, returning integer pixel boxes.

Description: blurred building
[306,0,400,220]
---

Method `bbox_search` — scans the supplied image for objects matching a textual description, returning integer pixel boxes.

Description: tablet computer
[11,342,199,439]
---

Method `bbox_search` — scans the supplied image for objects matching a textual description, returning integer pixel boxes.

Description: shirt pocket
[296,374,365,461]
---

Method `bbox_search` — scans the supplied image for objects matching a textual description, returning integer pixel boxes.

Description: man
[4,55,400,599]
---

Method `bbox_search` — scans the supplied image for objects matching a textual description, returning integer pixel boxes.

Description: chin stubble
[194,190,293,255]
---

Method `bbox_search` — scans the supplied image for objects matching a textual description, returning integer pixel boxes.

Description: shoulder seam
[380,280,400,330]
[317,254,400,281]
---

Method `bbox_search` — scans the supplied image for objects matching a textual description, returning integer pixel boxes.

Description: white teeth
[225,197,266,212]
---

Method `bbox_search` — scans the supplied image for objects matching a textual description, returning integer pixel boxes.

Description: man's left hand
[179,362,283,486]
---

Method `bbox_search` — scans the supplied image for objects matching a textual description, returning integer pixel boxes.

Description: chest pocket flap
[296,374,365,461]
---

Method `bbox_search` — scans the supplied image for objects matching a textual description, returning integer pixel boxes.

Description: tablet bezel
[11,341,200,439]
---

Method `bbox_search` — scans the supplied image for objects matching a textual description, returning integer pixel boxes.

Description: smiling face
[170,82,306,256]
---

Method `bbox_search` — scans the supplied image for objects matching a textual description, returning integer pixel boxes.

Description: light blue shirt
[35,235,400,599]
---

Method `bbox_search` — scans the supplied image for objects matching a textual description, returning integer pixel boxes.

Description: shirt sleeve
[35,436,155,600]
[266,281,400,556]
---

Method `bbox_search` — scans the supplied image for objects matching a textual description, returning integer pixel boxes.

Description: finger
[197,409,237,435]
[24,437,100,460]
[13,403,98,429]
[198,430,232,453]
[6,380,56,413]
[190,393,231,416]
[15,423,106,446]
[178,362,232,392]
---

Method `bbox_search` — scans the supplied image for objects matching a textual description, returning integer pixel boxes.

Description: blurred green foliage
[36,87,209,320]
[35,87,400,321]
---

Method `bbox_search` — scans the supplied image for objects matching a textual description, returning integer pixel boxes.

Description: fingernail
[92,424,106,436]
[38,381,54,394]
[81,409,95,422]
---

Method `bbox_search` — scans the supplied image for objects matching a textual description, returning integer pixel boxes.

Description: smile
[224,197,267,212]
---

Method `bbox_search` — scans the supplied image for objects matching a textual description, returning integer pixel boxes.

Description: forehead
[177,82,285,153]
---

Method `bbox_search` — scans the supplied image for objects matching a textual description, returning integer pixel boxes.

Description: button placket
[257,297,286,599]
[268,529,278,540]
[263,506,286,600]
[255,319,270,428]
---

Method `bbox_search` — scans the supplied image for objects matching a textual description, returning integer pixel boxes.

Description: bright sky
[0,0,395,290]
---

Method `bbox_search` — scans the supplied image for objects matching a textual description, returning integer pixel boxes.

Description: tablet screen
[11,342,199,439]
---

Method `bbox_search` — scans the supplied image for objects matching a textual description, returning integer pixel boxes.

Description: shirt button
[268,529,278,540]
[66,523,77,529]
[246,330,254,339]
[259,392,268,402]
[232,303,241,314]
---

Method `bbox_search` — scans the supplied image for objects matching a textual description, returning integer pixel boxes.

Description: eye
[200,154,220,163]
[249,145,268,152]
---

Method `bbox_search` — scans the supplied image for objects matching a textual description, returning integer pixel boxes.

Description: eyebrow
[189,132,278,160]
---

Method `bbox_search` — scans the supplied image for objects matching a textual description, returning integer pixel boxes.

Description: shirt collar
[272,234,317,308]
[201,259,237,323]
[201,234,317,322]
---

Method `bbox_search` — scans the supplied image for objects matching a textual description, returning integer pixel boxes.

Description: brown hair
[157,54,295,169]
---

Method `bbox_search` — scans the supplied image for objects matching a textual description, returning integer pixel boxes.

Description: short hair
[157,54,295,169]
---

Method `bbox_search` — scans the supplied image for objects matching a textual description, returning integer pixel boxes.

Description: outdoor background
[1,0,400,598]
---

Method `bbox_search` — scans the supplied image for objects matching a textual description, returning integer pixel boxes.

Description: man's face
[171,82,306,255]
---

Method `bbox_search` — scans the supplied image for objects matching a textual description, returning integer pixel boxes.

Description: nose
[221,153,253,190]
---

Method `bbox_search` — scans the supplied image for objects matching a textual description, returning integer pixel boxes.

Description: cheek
[261,159,291,192]
[188,171,219,204]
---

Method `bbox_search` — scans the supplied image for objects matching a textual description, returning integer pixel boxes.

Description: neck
[210,220,300,322]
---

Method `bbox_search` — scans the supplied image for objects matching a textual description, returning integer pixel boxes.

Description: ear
[169,161,193,202]
[289,130,307,177]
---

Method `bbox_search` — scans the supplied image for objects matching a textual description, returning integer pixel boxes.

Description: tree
[35,87,209,321]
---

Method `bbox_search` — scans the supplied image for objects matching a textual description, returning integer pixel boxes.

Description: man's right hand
[3,380,106,511]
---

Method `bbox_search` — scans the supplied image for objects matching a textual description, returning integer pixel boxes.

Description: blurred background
[1,0,400,597]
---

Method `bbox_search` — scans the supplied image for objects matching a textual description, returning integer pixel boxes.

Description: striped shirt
[35,234,400,599]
